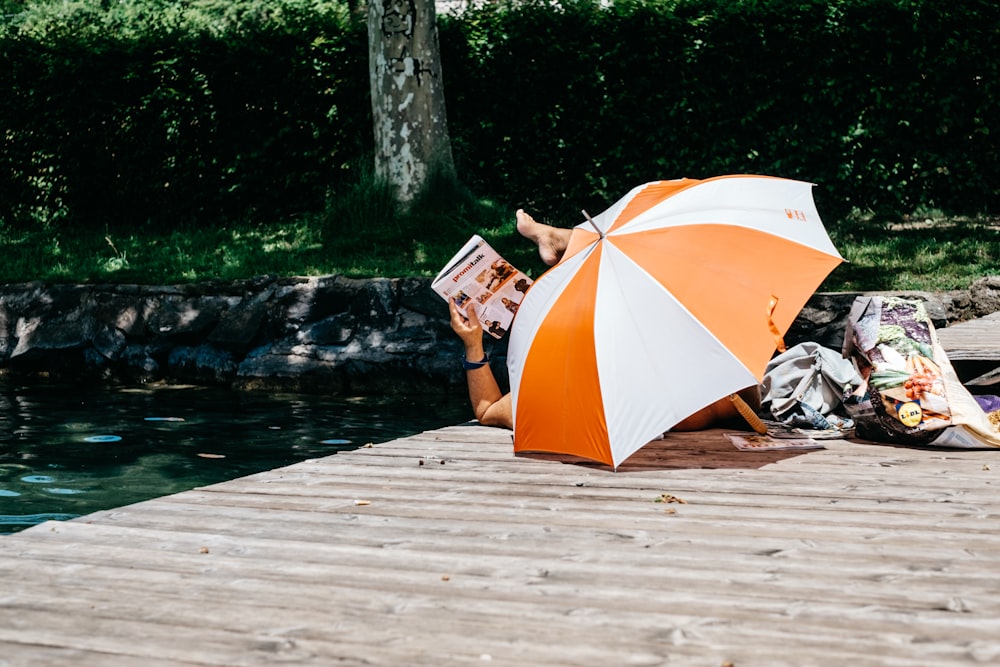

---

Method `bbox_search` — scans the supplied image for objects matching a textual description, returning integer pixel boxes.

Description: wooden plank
[1,542,996,666]
[1,424,999,666]
[937,312,1000,361]
[1,595,982,667]
[6,522,998,611]
[0,643,195,667]
[937,313,1000,384]
[166,479,1000,524]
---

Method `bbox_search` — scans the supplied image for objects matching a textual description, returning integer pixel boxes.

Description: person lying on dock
[448,209,761,432]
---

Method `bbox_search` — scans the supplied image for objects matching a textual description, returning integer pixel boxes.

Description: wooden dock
[1,424,999,666]
[937,312,1000,386]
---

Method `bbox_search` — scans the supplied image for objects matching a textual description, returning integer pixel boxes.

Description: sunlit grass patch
[825,217,1000,291]
[1,202,996,291]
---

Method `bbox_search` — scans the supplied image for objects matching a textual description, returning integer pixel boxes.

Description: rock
[167,344,239,384]
[208,298,269,350]
[0,275,996,393]
[92,325,127,361]
[296,313,356,346]
[970,276,1000,317]
[121,344,161,381]
[144,295,228,339]
[350,279,398,325]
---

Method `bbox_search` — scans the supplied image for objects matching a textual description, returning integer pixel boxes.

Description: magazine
[724,433,828,452]
[431,234,533,339]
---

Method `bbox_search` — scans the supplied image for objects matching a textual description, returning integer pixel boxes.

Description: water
[0,379,471,534]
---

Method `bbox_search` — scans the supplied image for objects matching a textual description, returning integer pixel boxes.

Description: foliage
[440,0,1000,223]
[0,0,998,288]
[0,0,370,231]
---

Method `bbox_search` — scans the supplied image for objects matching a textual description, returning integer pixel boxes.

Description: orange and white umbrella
[506,175,844,468]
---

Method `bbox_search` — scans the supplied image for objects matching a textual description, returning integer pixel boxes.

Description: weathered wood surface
[938,312,1000,386]
[938,312,1000,362]
[1,424,999,667]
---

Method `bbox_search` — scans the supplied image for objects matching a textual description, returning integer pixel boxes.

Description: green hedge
[0,0,371,230]
[1,0,997,231]
[441,0,1000,222]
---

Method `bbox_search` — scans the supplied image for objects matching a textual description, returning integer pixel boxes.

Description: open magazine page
[724,433,828,451]
[431,234,533,339]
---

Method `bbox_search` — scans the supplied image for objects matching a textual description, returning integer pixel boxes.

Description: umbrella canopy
[506,175,844,467]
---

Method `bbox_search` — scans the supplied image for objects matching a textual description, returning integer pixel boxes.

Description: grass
[826,212,1000,291]
[1,192,997,291]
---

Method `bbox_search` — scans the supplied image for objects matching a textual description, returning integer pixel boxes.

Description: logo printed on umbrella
[785,208,808,221]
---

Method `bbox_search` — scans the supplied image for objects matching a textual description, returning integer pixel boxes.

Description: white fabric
[762,342,862,420]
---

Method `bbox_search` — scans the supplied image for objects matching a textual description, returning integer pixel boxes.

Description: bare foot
[515,209,571,266]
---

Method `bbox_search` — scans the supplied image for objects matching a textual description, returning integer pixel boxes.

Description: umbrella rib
[581,209,604,238]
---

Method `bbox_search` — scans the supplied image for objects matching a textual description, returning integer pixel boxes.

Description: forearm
[461,342,505,423]
[465,365,508,426]
[450,298,513,429]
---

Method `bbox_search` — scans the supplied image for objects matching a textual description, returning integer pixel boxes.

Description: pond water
[0,378,471,535]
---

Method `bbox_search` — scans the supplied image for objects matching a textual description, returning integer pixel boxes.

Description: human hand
[448,299,484,351]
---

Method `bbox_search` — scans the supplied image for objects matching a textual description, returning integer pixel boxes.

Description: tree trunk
[368,0,456,204]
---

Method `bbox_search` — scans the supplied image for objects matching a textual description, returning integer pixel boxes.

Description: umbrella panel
[610,223,843,378]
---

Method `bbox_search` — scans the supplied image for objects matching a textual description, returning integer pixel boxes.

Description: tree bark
[368,0,456,204]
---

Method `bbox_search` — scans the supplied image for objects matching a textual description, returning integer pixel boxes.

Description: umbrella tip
[581,210,604,238]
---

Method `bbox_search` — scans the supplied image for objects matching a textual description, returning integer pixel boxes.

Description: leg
[672,385,763,432]
[515,209,572,266]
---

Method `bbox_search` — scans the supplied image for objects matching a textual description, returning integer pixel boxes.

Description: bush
[441,0,1000,222]
[1,0,997,235]
[0,0,371,231]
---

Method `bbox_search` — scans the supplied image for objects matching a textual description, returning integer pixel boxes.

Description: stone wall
[1,275,998,395]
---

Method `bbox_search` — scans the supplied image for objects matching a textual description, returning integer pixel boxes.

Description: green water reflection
[0,379,470,534]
